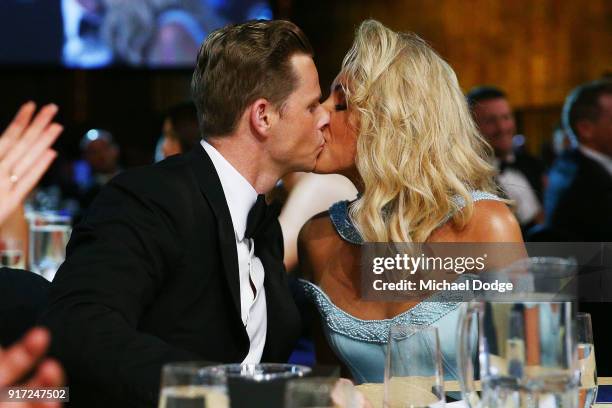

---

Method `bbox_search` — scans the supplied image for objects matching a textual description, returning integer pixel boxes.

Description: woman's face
[314,76,359,176]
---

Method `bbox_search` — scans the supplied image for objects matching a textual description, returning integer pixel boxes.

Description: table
[356,377,612,408]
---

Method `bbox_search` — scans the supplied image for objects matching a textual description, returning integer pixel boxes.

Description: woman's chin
[313,161,340,175]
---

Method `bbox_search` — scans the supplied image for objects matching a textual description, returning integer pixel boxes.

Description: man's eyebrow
[309,93,322,105]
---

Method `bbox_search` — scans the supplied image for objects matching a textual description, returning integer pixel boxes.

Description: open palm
[0,102,62,226]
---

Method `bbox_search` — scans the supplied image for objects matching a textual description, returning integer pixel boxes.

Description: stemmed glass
[384,325,445,408]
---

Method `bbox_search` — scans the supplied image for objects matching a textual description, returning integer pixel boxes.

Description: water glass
[28,212,71,281]
[457,257,580,408]
[158,363,229,408]
[384,325,445,408]
[576,313,597,408]
[0,238,25,269]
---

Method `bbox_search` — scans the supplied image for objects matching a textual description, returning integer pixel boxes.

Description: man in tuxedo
[542,80,612,375]
[544,80,612,241]
[467,86,546,232]
[40,20,329,407]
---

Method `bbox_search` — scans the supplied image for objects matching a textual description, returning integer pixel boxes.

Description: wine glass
[158,363,229,408]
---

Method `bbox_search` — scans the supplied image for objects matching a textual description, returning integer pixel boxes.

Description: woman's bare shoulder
[463,200,523,242]
[433,200,524,243]
[297,210,342,282]
[298,211,339,254]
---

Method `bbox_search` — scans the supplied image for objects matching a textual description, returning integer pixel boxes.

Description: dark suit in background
[544,149,612,241]
[537,148,612,375]
[40,145,301,407]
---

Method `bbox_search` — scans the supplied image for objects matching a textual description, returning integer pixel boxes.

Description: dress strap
[329,191,503,245]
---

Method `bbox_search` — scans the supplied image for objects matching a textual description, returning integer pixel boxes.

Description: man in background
[544,80,612,241]
[467,86,546,233]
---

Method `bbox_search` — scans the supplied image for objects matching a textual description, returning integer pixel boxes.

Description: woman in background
[298,20,523,384]
[159,101,201,159]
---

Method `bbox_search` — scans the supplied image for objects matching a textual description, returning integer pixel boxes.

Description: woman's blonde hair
[343,20,498,242]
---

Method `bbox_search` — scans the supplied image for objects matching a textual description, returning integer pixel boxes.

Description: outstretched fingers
[0,102,36,161]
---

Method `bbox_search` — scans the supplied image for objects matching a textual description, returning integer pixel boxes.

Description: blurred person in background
[540,123,576,170]
[102,0,227,66]
[539,79,612,377]
[542,80,612,241]
[160,101,201,158]
[73,128,121,211]
[0,102,65,402]
[62,0,113,67]
[467,86,546,232]
[278,172,357,273]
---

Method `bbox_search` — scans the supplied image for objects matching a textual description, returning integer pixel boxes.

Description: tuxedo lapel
[188,145,242,318]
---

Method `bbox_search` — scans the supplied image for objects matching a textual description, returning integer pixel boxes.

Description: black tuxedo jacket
[540,149,612,375]
[40,145,301,407]
[544,149,612,241]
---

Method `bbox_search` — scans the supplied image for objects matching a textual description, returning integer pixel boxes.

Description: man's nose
[318,107,330,129]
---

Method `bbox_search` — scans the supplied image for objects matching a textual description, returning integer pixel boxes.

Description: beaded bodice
[301,190,502,384]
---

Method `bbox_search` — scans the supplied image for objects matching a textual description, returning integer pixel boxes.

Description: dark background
[1,0,611,169]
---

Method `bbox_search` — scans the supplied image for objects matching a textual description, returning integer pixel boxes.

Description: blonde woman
[298,20,522,384]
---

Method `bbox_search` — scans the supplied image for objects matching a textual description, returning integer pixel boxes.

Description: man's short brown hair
[191,20,314,138]
[563,80,612,141]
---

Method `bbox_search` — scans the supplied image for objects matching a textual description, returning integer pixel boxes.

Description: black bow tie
[499,159,515,173]
[244,195,281,239]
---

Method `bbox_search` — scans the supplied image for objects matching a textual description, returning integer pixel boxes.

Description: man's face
[581,94,612,157]
[84,139,118,174]
[472,97,516,158]
[266,54,329,173]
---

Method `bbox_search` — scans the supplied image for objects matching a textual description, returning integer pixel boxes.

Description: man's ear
[250,98,277,139]
[575,120,593,143]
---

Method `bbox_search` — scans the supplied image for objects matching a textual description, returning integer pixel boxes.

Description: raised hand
[0,102,63,226]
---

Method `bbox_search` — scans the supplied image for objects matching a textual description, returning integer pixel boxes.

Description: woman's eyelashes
[335,103,347,111]
[330,83,347,111]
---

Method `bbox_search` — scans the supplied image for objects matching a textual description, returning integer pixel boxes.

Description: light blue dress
[301,191,503,385]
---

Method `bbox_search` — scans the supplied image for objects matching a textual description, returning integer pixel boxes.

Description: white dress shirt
[580,145,612,178]
[201,140,267,364]
[494,155,542,225]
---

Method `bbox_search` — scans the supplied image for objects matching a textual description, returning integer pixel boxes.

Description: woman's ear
[249,98,277,139]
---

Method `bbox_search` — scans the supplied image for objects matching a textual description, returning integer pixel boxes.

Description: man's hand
[0,327,65,408]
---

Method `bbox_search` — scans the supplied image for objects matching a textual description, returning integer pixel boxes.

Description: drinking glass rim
[162,362,227,377]
[28,211,72,224]
[207,363,311,381]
